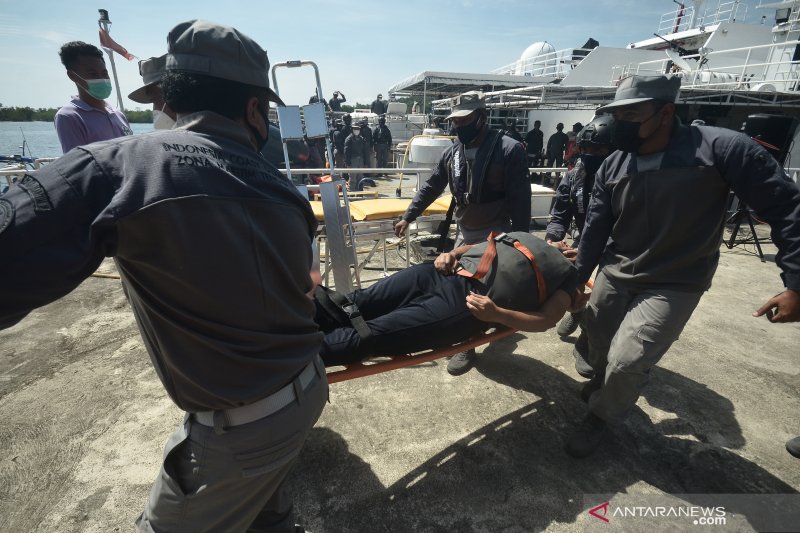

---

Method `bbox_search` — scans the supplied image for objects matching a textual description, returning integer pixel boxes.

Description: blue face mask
[581,153,607,175]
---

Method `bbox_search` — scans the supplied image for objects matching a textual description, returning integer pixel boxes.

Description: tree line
[0,105,153,123]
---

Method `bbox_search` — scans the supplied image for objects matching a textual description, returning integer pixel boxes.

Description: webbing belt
[456,232,548,306]
[193,356,324,434]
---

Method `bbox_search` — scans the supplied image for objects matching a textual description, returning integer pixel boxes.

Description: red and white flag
[98,28,135,61]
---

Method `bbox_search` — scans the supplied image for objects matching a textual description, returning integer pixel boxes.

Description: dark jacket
[576,120,800,291]
[0,112,322,412]
[373,124,392,146]
[329,94,346,111]
[344,133,369,164]
[545,158,593,243]
[370,99,387,115]
[546,131,568,160]
[504,127,523,143]
[359,126,373,148]
[403,129,531,236]
[524,128,543,154]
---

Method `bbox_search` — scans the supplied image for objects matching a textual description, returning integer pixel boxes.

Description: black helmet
[343,113,352,124]
[577,115,615,147]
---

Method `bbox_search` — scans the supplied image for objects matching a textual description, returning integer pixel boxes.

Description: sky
[0,0,770,111]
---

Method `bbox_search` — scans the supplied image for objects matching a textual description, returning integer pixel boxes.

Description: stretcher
[314,191,454,291]
[308,195,453,223]
[325,327,516,383]
[326,276,593,384]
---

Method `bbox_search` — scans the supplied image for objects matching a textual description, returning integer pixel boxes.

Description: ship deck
[1,175,798,532]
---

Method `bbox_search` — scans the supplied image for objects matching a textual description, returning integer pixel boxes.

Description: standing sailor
[394,91,531,375]
[1,20,327,532]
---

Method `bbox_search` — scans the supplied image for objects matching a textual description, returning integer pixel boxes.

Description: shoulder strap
[314,286,372,340]
[436,196,457,253]
[508,239,548,306]
[456,231,499,281]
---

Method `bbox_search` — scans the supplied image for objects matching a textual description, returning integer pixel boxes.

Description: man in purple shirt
[54,41,132,154]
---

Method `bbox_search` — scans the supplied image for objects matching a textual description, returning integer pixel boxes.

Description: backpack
[457,232,573,311]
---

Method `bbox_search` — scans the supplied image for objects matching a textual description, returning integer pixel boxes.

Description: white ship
[389,0,800,172]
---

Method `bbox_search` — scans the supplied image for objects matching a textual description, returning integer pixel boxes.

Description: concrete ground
[0,177,798,532]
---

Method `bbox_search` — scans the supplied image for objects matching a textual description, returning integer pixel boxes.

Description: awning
[388,70,555,98]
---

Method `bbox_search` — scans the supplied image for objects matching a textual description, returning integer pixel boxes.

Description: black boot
[787,436,800,459]
[572,332,594,379]
[565,412,608,458]
[580,375,603,403]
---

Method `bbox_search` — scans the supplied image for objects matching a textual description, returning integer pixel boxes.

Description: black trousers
[318,264,489,365]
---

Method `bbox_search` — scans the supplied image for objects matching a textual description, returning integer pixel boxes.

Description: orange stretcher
[325,327,517,384]
[325,275,593,384]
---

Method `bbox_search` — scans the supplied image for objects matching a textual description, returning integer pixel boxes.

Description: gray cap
[165,20,284,105]
[128,55,167,104]
[445,91,485,120]
[597,75,681,111]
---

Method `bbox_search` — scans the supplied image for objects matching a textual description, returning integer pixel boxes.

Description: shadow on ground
[289,334,795,532]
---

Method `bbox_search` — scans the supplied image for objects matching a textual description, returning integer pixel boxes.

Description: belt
[193,356,323,432]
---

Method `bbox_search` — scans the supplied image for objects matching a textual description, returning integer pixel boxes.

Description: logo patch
[0,199,15,235]
[18,174,52,212]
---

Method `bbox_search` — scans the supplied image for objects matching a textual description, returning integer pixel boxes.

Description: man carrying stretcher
[316,232,585,365]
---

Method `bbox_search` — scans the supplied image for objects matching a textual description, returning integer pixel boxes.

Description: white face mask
[152,105,175,130]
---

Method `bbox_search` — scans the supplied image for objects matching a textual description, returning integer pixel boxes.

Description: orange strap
[456,231,498,281]
[512,241,548,306]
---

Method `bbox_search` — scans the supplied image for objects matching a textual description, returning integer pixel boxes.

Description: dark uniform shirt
[546,131,568,162]
[524,128,543,155]
[344,133,369,164]
[576,120,800,292]
[402,130,531,242]
[545,159,592,244]
[0,111,323,412]
[373,124,392,145]
[370,99,387,115]
[329,95,346,112]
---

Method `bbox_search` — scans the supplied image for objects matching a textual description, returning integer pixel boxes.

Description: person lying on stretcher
[315,231,588,366]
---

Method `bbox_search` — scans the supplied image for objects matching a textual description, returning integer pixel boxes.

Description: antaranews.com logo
[588,501,727,526]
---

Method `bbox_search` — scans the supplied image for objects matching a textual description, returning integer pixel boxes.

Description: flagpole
[98,9,124,112]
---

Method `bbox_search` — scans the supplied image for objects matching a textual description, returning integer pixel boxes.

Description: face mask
[455,115,484,146]
[72,71,113,100]
[249,106,270,152]
[581,153,607,175]
[152,105,175,130]
[611,109,662,153]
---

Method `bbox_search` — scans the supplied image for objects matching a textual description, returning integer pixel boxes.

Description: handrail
[491,47,594,78]
[619,39,800,91]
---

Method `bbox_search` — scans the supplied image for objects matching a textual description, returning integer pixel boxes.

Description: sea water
[0,121,153,159]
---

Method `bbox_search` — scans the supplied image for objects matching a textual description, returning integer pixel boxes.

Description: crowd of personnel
[4,20,799,533]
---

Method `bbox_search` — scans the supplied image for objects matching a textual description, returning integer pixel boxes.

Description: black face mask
[455,115,484,146]
[611,108,661,153]
[249,105,270,152]
[581,153,607,175]
[611,120,645,153]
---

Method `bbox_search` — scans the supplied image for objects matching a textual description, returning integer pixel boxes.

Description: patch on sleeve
[0,199,14,235]
[17,174,53,212]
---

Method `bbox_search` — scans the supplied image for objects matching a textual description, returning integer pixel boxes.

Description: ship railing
[658,5,696,34]
[0,157,57,191]
[491,47,593,78]
[657,1,747,35]
[613,39,800,92]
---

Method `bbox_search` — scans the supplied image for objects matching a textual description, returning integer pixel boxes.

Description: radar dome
[514,41,557,76]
